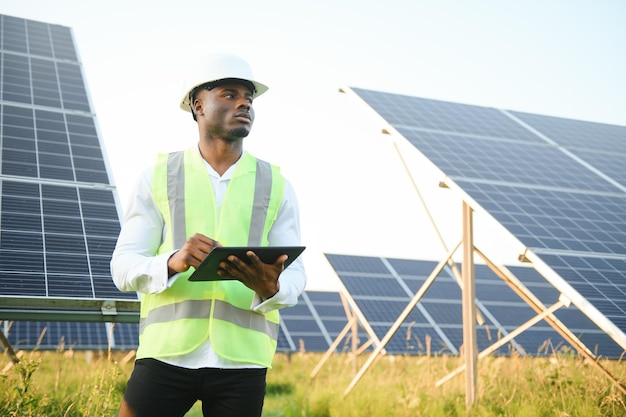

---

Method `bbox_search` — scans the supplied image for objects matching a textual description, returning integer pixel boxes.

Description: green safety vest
[136,147,285,367]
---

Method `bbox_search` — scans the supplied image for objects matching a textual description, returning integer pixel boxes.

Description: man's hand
[167,233,221,277]
[218,251,287,300]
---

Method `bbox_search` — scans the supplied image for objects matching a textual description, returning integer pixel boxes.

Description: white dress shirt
[110,147,306,368]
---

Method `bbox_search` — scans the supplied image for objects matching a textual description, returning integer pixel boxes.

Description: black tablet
[188,246,306,282]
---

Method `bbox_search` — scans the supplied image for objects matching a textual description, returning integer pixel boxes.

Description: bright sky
[3,0,626,290]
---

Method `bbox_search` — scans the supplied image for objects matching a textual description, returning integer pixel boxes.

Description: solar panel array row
[3,290,355,353]
[329,254,625,358]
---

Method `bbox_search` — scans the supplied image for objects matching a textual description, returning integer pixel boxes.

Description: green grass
[1,349,624,416]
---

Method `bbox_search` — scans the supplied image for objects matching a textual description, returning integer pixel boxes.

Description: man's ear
[192,97,204,118]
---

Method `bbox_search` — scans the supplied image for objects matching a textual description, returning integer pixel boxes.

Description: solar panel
[0,14,139,336]
[277,290,369,354]
[344,86,626,358]
[325,254,625,358]
[395,128,619,193]
[2,321,138,350]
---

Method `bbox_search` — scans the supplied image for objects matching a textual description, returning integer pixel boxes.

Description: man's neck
[198,139,243,176]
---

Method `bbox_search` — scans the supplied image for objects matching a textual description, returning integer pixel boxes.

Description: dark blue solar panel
[0,180,135,301]
[277,290,357,353]
[283,318,323,333]
[325,254,390,273]
[371,324,458,355]
[348,86,626,358]
[397,128,619,193]
[340,275,408,297]
[538,254,626,321]
[325,253,624,358]
[386,258,439,276]
[421,300,462,324]
[2,16,28,54]
[510,111,626,154]
[320,318,353,333]
[456,181,626,254]
[567,150,626,189]
[353,298,427,325]
[351,87,543,143]
[26,20,53,58]
[3,321,138,350]
[6,321,109,350]
[403,275,460,299]
[112,323,139,349]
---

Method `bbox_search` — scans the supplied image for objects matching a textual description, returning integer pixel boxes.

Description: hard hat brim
[179,79,268,112]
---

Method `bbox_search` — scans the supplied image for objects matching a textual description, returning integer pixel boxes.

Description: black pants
[122,358,267,417]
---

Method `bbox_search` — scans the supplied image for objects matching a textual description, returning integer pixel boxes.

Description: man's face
[195,83,255,140]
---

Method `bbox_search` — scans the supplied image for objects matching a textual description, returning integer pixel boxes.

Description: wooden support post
[462,202,478,406]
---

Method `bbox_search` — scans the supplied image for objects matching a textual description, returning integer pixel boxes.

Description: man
[111,53,306,417]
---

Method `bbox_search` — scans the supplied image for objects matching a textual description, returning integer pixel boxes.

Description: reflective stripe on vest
[167,150,187,248]
[139,298,279,340]
[250,159,272,246]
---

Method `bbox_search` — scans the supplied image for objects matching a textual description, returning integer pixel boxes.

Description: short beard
[229,126,251,139]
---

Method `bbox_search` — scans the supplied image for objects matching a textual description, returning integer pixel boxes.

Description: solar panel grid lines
[565,150,626,189]
[351,87,545,143]
[111,322,140,349]
[500,110,626,194]
[325,252,626,358]
[540,254,626,314]
[434,263,561,356]
[509,110,626,154]
[277,290,356,353]
[0,179,131,300]
[380,257,459,353]
[276,317,297,352]
[326,255,466,355]
[395,128,622,194]
[472,298,528,354]
[2,320,140,350]
[300,291,334,347]
[0,105,109,183]
[456,181,626,255]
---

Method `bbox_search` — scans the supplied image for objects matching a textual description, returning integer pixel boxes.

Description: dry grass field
[1,348,625,416]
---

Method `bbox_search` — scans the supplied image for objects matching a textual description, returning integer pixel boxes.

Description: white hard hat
[179,53,268,112]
